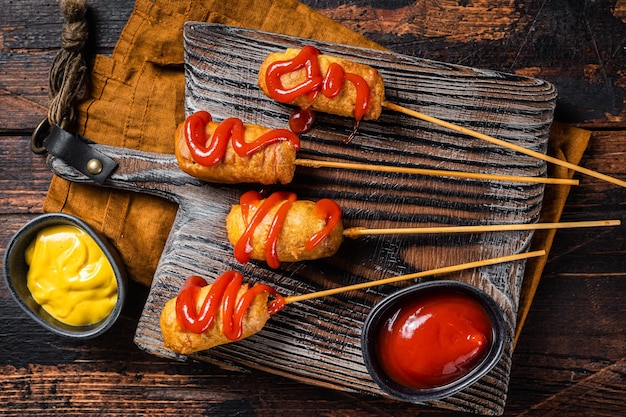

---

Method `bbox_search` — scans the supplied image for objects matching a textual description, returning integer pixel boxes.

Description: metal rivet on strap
[86,158,103,175]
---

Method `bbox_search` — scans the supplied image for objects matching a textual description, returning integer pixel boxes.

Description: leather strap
[44,125,117,184]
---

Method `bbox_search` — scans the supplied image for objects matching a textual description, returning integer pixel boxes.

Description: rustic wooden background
[1,1,625,416]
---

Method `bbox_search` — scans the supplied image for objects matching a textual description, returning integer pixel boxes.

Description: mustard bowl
[3,213,127,339]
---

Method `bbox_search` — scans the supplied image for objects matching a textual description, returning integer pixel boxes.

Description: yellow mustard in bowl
[25,224,118,326]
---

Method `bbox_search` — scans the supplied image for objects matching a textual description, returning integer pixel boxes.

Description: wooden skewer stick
[283,250,545,305]
[295,159,578,185]
[343,219,621,239]
[383,101,626,188]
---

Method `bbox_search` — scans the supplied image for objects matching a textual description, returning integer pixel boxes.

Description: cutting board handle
[47,144,205,202]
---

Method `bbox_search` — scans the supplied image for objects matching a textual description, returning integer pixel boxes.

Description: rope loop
[46,0,89,132]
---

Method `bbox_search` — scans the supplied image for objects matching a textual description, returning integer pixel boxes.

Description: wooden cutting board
[48,24,557,415]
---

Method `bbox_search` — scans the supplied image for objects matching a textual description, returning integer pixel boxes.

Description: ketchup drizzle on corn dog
[289,108,315,133]
[175,272,285,339]
[305,198,343,251]
[184,110,300,166]
[265,45,371,121]
[234,190,342,268]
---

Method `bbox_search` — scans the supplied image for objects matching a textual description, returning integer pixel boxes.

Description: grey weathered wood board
[48,23,557,415]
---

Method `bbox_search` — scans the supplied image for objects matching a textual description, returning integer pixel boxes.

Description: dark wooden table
[2,1,625,415]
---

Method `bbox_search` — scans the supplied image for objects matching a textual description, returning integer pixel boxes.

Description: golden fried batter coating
[258,48,385,120]
[226,199,344,263]
[175,121,297,185]
[160,283,270,355]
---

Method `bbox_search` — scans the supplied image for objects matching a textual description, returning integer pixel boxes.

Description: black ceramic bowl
[361,280,506,402]
[3,213,127,339]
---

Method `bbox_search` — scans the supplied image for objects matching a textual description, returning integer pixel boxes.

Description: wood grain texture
[46,23,557,415]
[0,136,51,214]
[2,1,626,416]
[312,0,626,128]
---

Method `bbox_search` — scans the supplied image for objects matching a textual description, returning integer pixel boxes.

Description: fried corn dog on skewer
[177,111,577,186]
[160,271,284,355]
[160,251,545,355]
[258,45,626,188]
[226,191,618,268]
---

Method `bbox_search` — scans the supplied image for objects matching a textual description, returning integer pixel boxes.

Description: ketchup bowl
[361,280,506,402]
[3,213,127,339]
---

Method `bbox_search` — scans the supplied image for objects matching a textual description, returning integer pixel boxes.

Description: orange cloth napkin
[43,0,590,343]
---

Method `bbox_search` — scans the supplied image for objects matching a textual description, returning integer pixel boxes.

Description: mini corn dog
[225,190,618,269]
[160,252,548,355]
[260,45,626,189]
[177,111,577,186]
[160,272,285,355]
[175,110,300,185]
[258,45,385,122]
[226,190,344,268]
[225,191,618,269]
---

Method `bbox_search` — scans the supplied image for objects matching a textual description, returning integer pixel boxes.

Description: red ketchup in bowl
[375,290,493,389]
